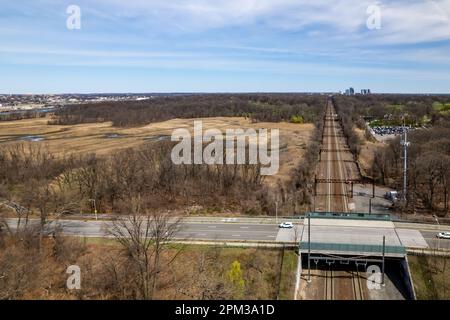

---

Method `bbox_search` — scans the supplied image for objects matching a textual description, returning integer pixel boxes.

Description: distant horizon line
[2,91,450,96]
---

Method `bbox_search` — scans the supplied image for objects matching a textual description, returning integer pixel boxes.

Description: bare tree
[107,198,182,299]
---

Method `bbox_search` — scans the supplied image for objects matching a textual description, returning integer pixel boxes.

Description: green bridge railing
[300,242,406,255]
[303,212,391,221]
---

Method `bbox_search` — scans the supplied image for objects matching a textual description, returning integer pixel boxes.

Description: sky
[1,0,450,94]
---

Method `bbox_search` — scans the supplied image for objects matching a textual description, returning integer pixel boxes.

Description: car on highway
[279,222,294,229]
[436,232,450,239]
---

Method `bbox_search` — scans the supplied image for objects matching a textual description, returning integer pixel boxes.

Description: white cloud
[89,0,450,44]
[376,0,450,44]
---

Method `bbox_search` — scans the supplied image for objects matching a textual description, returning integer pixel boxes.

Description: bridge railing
[302,211,391,221]
[299,241,406,255]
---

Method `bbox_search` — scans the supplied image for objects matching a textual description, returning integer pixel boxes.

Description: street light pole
[275,201,278,224]
[434,215,440,250]
[89,198,98,221]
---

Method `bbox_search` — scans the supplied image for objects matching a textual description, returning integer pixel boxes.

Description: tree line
[333,94,450,126]
[332,96,362,157]
[0,141,273,218]
[49,94,326,127]
[0,110,46,122]
[372,125,450,215]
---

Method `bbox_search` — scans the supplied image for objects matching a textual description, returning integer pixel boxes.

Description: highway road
[420,230,450,250]
[3,218,282,242]
[4,217,449,250]
[177,223,280,241]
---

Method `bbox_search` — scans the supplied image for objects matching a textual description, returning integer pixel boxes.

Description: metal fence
[303,211,391,221]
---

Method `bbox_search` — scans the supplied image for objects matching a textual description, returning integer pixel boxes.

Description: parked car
[384,191,398,201]
[371,126,412,136]
[436,232,450,239]
[279,222,294,229]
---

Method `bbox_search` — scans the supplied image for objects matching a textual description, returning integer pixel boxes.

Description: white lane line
[266,235,276,238]
[232,235,241,237]
[207,226,217,228]
[240,226,249,229]
[197,233,207,236]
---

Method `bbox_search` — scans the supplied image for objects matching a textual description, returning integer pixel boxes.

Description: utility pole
[308,212,311,283]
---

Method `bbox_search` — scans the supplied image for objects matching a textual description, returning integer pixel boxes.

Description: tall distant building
[361,89,371,95]
[344,87,355,95]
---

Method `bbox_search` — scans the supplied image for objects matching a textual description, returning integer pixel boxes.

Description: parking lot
[371,125,412,136]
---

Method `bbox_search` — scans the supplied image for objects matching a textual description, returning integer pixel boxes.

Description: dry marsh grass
[0,116,314,185]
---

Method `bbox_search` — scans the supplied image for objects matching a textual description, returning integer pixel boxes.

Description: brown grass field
[0,115,314,186]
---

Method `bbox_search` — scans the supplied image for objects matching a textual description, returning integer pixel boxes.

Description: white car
[279,222,294,229]
[437,232,450,239]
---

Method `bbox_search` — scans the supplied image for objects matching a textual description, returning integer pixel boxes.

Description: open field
[0,115,314,186]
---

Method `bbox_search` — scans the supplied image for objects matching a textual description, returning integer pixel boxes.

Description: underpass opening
[298,254,413,300]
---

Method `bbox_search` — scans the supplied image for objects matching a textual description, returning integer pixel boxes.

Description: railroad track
[318,100,351,213]
[351,267,365,300]
[324,267,334,300]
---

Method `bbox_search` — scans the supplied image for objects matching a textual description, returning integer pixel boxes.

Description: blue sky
[1,0,450,93]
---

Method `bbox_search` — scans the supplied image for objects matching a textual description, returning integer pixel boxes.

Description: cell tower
[400,116,410,203]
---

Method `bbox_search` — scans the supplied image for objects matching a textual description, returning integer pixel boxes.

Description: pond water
[20,135,45,142]
[144,135,171,142]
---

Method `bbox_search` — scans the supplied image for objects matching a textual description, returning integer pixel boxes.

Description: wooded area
[334,94,450,216]
[0,142,270,216]
[49,94,326,126]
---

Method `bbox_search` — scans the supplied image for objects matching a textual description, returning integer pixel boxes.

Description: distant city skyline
[1,1,450,94]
